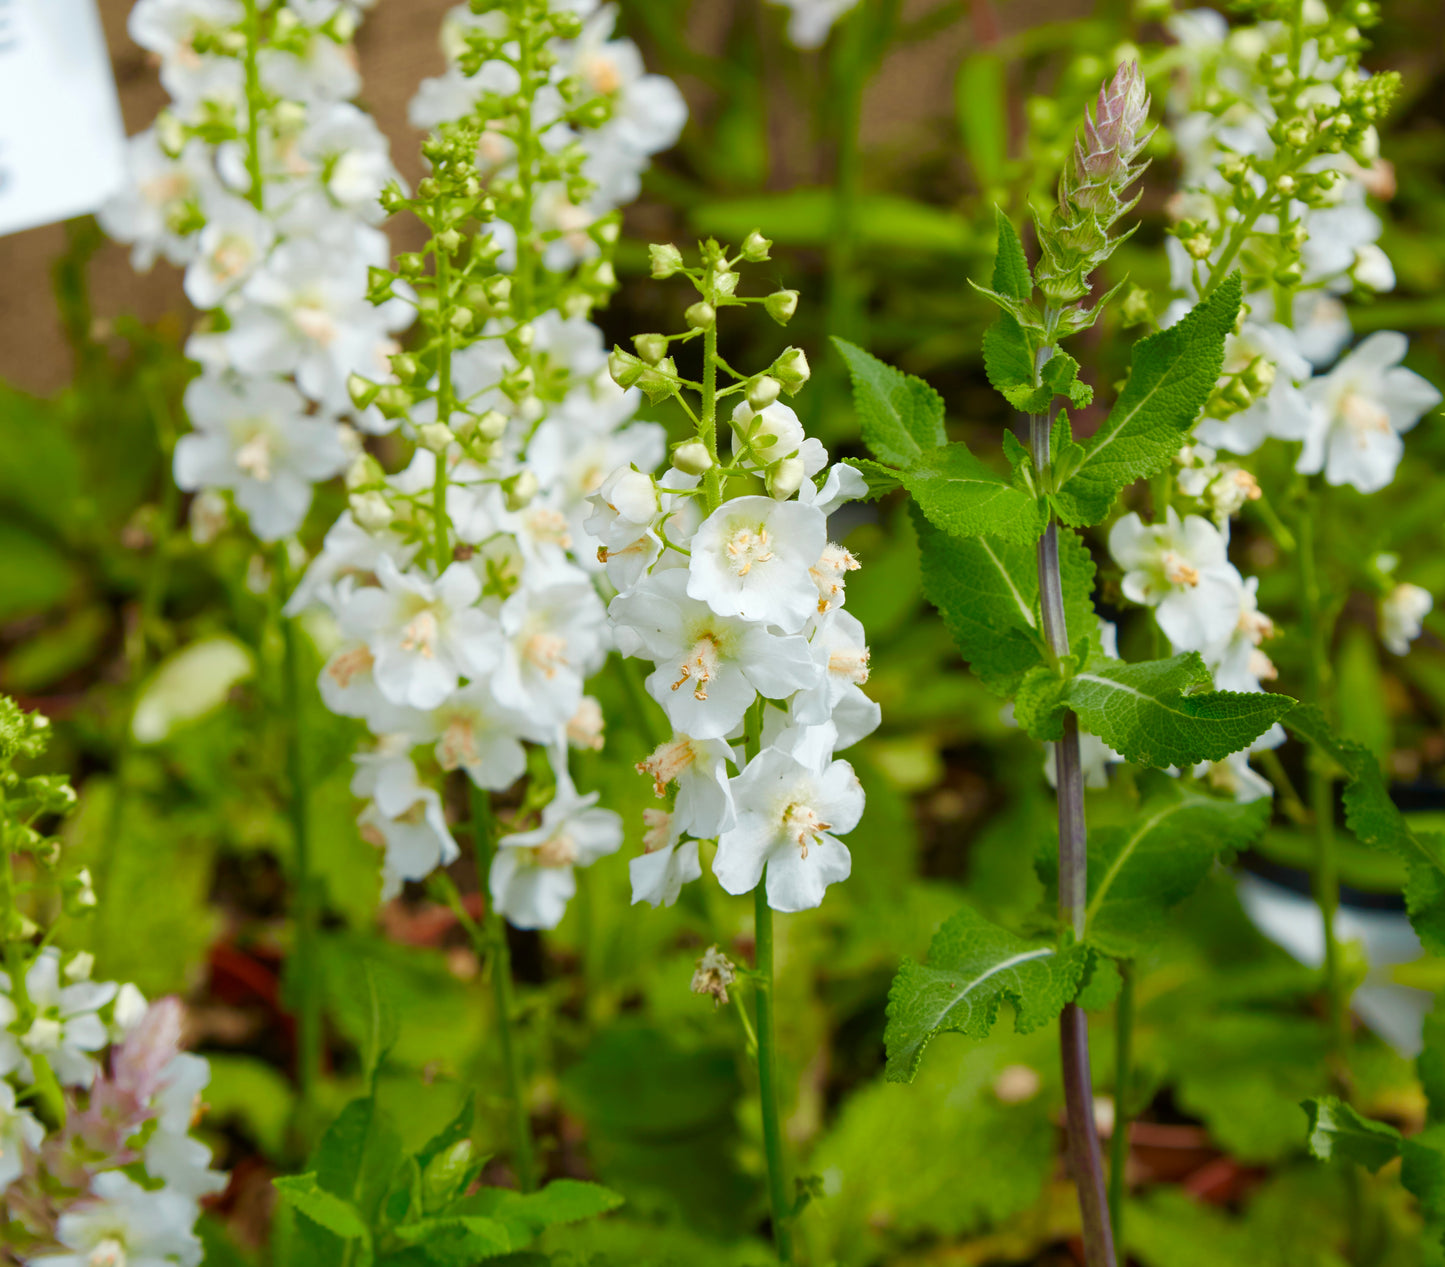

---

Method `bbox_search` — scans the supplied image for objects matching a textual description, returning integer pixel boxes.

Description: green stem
[1109,962,1135,1263]
[433,230,454,574]
[1296,500,1348,1068]
[753,879,793,1264]
[700,315,723,512]
[470,784,538,1192]
[512,0,538,324]
[240,0,265,213]
[278,549,321,1123]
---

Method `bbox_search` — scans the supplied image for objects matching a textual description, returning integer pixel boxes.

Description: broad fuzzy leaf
[884,903,1090,1082]
[902,442,1044,544]
[1287,705,1445,954]
[991,208,1032,300]
[1084,782,1271,957]
[912,509,1042,695]
[1302,1098,1445,1226]
[833,339,947,468]
[981,211,1038,408]
[1054,274,1243,525]
[1065,652,1295,768]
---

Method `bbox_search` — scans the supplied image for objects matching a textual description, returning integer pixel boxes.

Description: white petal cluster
[409,2,686,269]
[101,0,406,540]
[286,0,684,918]
[1,961,224,1264]
[600,428,877,913]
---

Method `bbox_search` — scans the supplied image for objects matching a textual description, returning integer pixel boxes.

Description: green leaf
[393,1216,512,1264]
[1054,274,1243,525]
[901,442,1043,544]
[495,1180,627,1231]
[273,1174,371,1246]
[983,316,1034,403]
[884,903,1090,1082]
[1084,782,1271,957]
[1304,1096,1404,1171]
[845,457,904,501]
[1064,652,1295,768]
[911,509,1042,696]
[1422,1001,1445,1125]
[360,959,400,1085]
[991,209,1032,301]
[999,351,1094,414]
[1286,705,1445,953]
[832,339,947,468]
[312,1096,405,1228]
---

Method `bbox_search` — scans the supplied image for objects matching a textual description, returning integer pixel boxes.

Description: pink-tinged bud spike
[113,997,187,1099]
[1096,61,1150,158]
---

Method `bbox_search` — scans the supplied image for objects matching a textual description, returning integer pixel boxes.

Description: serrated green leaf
[884,903,1090,1082]
[991,208,1032,301]
[1422,1001,1445,1125]
[911,508,1043,696]
[1064,652,1295,768]
[393,1215,512,1263]
[832,339,947,468]
[1304,1096,1403,1171]
[497,1179,626,1230]
[274,1174,371,1249]
[1286,705,1445,953]
[1054,274,1243,526]
[1013,663,1069,742]
[984,315,1034,402]
[1084,782,1271,957]
[312,1096,404,1228]
[901,442,1043,543]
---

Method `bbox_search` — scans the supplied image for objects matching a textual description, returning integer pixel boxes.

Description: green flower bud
[437,228,463,254]
[450,307,475,333]
[765,290,799,325]
[685,302,715,330]
[347,374,381,410]
[419,423,454,454]
[672,441,714,475]
[476,410,509,441]
[768,458,807,500]
[422,1140,475,1212]
[634,333,669,364]
[507,322,535,355]
[610,348,646,388]
[741,230,772,262]
[747,376,782,411]
[350,490,395,532]
[650,243,684,278]
[346,454,385,490]
[504,470,539,510]
[390,352,420,383]
[772,347,811,394]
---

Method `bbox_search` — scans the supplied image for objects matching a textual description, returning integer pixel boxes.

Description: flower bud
[768,458,807,500]
[772,347,811,393]
[351,491,395,532]
[390,352,420,382]
[347,374,380,410]
[741,229,772,262]
[506,322,535,355]
[419,422,454,454]
[610,347,646,387]
[634,333,669,365]
[475,409,508,441]
[422,1139,475,1212]
[650,242,684,278]
[504,470,539,510]
[437,228,463,254]
[672,441,714,475]
[376,385,413,418]
[346,453,385,490]
[765,289,799,325]
[747,376,782,411]
[685,302,715,330]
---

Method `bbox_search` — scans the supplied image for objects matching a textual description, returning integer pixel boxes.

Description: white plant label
[0,0,127,238]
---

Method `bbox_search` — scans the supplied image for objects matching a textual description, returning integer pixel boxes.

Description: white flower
[286,510,419,618]
[792,609,873,728]
[610,570,820,740]
[1196,749,1275,803]
[1108,509,1244,650]
[1044,732,1122,790]
[0,949,116,1087]
[713,747,862,912]
[629,810,702,909]
[184,193,275,309]
[353,752,460,899]
[729,400,826,478]
[0,1079,44,1192]
[636,733,735,838]
[339,557,498,710]
[490,580,607,725]
[766,0,861,48]
[390,683,539,791]
[1381,583,1432,656]
[688,496,828,633]
[27,1169,203,1267]
[490,780,622,930]
[1203,574,1278,693]
[1194,321,1314,455]
[1298,332,1442,493]
[145,1053,228,1200]
[174,375,349,541]
[98,133,215,270]
[298,102,400,221]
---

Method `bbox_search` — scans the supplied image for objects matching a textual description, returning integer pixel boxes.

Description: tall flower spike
[1036,61,1153,307]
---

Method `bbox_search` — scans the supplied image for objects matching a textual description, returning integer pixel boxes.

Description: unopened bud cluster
[1035,61,1153,306]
